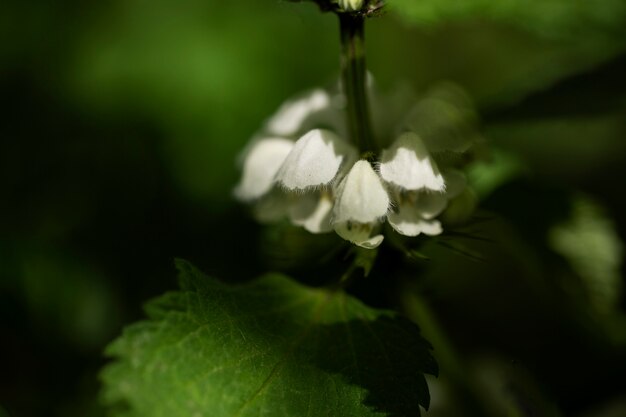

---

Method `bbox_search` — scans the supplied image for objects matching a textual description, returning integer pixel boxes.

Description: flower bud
[338,0,365,12]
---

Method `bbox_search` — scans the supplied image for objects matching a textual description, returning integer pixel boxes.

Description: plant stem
[339,13,375,153]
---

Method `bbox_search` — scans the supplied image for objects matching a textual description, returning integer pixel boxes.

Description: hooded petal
[275,129,357,191]
[388,203,443,237]
[379,132,445,192]
[234,138,294,201]
[334,222,384,249]
[266,89,332,137]
[288,192,334,234]
[333,160,390,224]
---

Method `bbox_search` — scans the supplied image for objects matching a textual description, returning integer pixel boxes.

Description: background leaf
[390,0,626,42]
[549,195,624,317]
[378,0,626,110]
[101,260,437,417]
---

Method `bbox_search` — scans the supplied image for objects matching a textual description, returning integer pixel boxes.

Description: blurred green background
[1,0,626,416]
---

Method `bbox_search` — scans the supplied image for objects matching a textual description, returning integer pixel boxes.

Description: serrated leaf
[101,260,437,417]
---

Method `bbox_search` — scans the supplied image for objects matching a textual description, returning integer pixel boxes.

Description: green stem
[339,13,375,153]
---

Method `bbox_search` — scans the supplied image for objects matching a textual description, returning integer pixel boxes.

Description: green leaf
[391,0,626,42]
[101,260,437,417]
[549,196,624,316]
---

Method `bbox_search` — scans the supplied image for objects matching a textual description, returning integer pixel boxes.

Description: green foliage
[391,0,626,41]
[549,196,624,316]
[69,0,337,204]
[101,260,437,417]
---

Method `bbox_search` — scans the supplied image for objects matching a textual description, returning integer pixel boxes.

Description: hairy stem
[339,13,375,153]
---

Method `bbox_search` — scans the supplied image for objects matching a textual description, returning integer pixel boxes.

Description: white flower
[275,129,357,191]
[266,89,334,137]
[386,170,467,237]
[234,88,348,231]
[288,191,334,233]
[379,132,444,192]
[332,160,389,249]
[233,138,294,201]
[234,82,478,249]
[388,204,443,237]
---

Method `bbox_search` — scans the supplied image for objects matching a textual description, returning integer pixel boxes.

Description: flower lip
[379,132,445,192]
[334,221,384,249]
[275,129,357,191]
[288,192,334,234]
[387,203,443,237]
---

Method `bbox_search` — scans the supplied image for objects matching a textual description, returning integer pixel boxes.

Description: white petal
[275,129,357,191]
[379,132,445,191]
[388,204,443,237]
[266,89,331,137]
[288,193,334,234]
[334,222,384,249]
[415,193,448,220]
[333,160,390,224]
[234,138,294,201]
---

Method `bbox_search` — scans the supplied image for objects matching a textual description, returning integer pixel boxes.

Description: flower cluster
[234,84,477,249]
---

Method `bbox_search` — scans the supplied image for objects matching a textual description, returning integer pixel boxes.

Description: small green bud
[337,0,365,12]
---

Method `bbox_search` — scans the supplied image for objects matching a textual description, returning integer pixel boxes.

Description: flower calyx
[298,0,385,17]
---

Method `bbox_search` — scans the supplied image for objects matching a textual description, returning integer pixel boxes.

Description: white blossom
[233,138,294,201]
[275,129,357,191]
[379,132,445,192]
[385,170,468,237]
[266,89,332,137]
[288,192,334,233]
[332,160,389,248]
[388,203,443,237]
[234,82,478,249]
